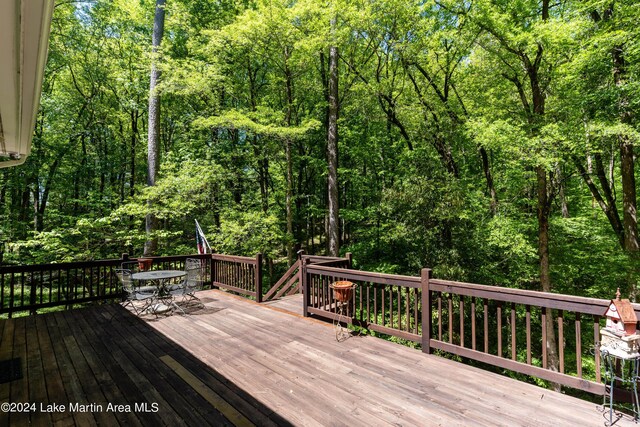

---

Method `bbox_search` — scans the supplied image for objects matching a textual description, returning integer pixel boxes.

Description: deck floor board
[0,289,633,426]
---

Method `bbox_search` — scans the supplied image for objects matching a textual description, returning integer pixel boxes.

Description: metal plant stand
[601,350,640,426]
[330,281,356,342]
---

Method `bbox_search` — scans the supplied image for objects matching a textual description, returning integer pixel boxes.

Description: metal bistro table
[131,270,186,314]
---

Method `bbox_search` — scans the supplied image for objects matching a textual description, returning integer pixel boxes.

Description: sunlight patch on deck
[159,354,255,427]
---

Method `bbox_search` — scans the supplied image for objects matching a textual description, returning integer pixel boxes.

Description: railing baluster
[438,294,442,341]
[10,272,15,317]
[526,305,531,365]
[497,302,502,357]
[388,287,393,329]
[21,271,25,308]
[29,272,36,315]
[373,284,378,324]
[39,270,43,304]
[483,299,488,353]
[391,287,396,330]
[404,287,408,332]
[448,293,453,344]
[89,267,93,297]
[414,288,419,334]
[459,296,464,348]
[594,315,601,382]
[542,307,548,369]
[576,313,582,378]
[471,297,476,351]
[367,284,371,323]
[558,310,564,374]
[382,285,386,326]
[310,276,314,308]
[359,281,364,323]
[511,303,516,361]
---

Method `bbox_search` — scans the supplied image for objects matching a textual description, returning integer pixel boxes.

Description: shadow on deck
[0,289,633,426]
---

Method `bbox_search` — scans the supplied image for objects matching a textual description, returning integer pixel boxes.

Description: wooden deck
[0,289,633,426]
[262,293,304,316]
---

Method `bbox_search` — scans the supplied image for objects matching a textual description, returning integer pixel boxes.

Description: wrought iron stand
[601,350,640,426]
[330,281,356,342]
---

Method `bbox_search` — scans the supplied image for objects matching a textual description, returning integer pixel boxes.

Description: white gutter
[0,0,55,168]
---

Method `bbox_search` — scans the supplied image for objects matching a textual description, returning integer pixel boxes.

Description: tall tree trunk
[587,0,639,299]
[284,46,294,265]
[614,41,639,299]
[537,166,560,377]
[130,109,138,198]
[556,164,569,218]
[285,138,293,264]
[144,0,166,256]
[487,16,561,383]
[35,157,61,232]
[327,40,340,257]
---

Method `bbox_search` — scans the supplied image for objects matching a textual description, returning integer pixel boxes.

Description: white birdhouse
[601,288,640,359]
[604,288,638,336]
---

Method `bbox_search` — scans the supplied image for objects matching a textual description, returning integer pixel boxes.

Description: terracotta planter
[331,281,355,303]
[137,258,153,271]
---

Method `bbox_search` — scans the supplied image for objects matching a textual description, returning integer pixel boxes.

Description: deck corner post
[121,253,129,263]
[209,253,216,289]
[255,253,263,303]
[302,257,310,317]
[346,252,353,268]
[210,254,217,289]
[421,268,432,354]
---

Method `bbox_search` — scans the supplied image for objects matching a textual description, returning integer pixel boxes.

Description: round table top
[131,270,186,281]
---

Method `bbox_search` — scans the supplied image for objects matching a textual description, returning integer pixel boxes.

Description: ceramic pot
[331,281,355,302]
[138,258,153,271]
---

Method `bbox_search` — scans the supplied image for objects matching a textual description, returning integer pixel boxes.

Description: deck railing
[4,249,635,397]
[0,251,349,316]
[302,264,640,396]
[263,253,352,302]
[0,254,211,317]
[211,253,263,302]
[303,265,422,342]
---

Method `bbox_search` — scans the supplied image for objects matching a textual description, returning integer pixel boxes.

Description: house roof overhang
[0,0,54,168]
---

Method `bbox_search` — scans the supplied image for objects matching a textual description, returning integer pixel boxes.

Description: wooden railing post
[302,257,310,317]
[421,268,432,354]
[211,254,218,289]
[346,252,353,268]
[255,253,263,303]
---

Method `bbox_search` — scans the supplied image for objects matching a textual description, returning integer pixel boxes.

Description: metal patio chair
[180,258,206,305]
[115,268,156,315]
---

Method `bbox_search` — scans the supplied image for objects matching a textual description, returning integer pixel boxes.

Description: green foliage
[211,210,283,258]
[1,0,639,314]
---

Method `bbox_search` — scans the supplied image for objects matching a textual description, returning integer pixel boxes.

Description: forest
[0,0,639,302]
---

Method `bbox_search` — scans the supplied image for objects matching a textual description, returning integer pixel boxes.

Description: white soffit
[0,0,54,168]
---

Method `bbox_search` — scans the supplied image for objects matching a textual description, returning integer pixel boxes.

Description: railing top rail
[302,255,347,263]
[0,258,123,273]
[311,259,350,267]
[211,253,258,264]
[306,265,420,288]
[142,254,210,260]
[0,253,209,273]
